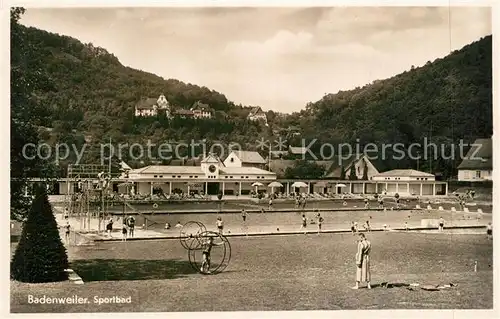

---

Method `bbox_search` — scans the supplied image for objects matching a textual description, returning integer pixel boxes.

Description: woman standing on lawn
[353,233,371,290]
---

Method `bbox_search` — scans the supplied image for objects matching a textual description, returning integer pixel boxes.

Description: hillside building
[457,138,492,181]
[134,94,171,117]
[247,106,268,124]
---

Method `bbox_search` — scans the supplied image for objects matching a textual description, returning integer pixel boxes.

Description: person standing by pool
[300,214,307,234]
[106,217,114,237]
[268,198,273,211]
[126,215,135,238]
[363,220,371,232]
[352,233,371,290]
[317,213,323,234]
[241,209,248,235]
[216,217,224,234]
[64,217,71,244]
[351,221,356,235]
[438,217,445,231]
[121,222,128,241]
[486,222,493,240]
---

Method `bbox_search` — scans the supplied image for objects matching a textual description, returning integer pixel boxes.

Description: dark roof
[192,101,210,110]
[324,154,387,178]
[248,107,264,116]
[230,151,266,164]
[458,138,492,170]
[135,98,158,110]
[175,109,194,116]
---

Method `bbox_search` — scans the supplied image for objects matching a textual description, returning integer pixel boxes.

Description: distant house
[270,145,308,159]
[224,150,267,169]
[324,154,382,180]
[457,138,492,181]
[247,106,267,124]
[135,94,171,117]
[191,101,213,119]
[270,150,289,159]
[174,109,195,119]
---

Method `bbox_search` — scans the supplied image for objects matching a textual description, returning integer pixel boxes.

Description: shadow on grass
[71,259,197,282]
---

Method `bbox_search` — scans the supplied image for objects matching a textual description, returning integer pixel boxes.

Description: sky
[20,6,491,113]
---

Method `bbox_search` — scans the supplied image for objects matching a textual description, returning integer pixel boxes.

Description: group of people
[295,197,307,209]
[104,215,135,241]
[300,213,324,234]
[165,221,183,230]
[350,220,372,234]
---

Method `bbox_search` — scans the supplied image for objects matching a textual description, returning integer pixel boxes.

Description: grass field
[10,231,493,312]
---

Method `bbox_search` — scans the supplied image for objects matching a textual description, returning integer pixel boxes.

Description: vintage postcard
[7,2,497,317]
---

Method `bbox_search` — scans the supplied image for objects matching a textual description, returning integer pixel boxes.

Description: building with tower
[135,94,171,117]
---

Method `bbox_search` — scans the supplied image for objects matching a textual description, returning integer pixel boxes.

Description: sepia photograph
[8,3,495,315]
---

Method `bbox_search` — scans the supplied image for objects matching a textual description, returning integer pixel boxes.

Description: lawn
[10,231,493,312]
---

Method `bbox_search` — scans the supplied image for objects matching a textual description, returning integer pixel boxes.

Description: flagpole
[108,137,112,175]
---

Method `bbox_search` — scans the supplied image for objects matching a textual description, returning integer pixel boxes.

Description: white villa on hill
[135,96,213,120]
[135,94,171,117]
[247,106,268,124]
[190,101,212,119]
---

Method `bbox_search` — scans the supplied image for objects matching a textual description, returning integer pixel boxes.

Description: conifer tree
[11,185,69,283]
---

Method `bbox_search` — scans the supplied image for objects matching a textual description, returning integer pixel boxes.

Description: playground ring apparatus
[179,221,231,275]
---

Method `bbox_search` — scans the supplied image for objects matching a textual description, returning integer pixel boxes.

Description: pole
[108,137,112,176]
[87,190,91,232]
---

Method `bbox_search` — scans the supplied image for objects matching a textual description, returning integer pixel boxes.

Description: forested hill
[282,35,492,177]
[15,18,492,178]
[16,24,269,157]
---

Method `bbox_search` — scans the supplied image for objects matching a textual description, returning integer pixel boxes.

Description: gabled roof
[201,154,223,165]
[220,167,276,175]
[130,166,203,175]
[457,138,492,170]
[230,151,266,164]
[192,101,210,110]
[373,169,434,178]
[248,106,265,117]
[324,154,385,178]
[135,98,158,110]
